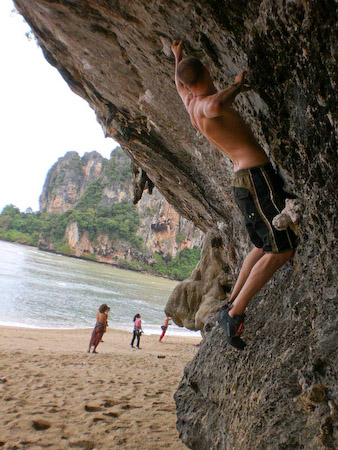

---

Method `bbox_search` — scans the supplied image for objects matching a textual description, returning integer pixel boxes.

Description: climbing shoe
[218,305,246,351]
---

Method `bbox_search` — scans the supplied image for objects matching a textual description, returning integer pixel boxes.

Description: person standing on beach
[88,304,109,354]
[159,316,171,342]
[171,40,297,350]
[130,314,143,349]
[100,306,110,343]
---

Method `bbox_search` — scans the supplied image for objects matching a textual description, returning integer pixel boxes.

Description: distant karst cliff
[39,147,203,274]
[14,1,337,449]
[40,150,105,213]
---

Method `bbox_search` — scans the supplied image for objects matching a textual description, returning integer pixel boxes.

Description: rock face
[40,151,104,213]
[165,232,234,332]
[39,148,203,261]
[14,1,337,449]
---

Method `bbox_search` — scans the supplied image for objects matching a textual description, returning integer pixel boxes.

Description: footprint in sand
[120,404,142,410]
[68,439,95,450]
[111,424,130,430]
[92,417,106,423]
[149,424,162,431]
[103,411,120,418]
[47,407,60,413]
[144,393,157,398]
[117,395,131,401]
[84,405,102,412]
[32,419,51,430]
[102,399,117,407]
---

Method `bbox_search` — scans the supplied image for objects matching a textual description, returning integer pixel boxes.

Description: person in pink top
[131,313,143,349]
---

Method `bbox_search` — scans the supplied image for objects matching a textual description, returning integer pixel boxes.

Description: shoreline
[0,238,184,282]
[0,326,201,449]
[0,323,200,338]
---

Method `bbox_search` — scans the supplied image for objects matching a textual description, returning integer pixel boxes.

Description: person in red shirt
[159,316,171,342]
[88,304,109,353]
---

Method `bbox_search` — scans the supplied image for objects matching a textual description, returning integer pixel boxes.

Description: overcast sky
[0,0,118,212]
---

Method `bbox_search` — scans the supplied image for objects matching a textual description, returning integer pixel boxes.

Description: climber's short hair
[177,57,205,87]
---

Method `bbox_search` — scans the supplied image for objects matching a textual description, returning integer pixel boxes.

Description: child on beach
[130,314,143,349]
[159,316,171,342]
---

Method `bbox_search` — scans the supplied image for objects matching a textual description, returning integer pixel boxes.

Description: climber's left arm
[171,40,190,105]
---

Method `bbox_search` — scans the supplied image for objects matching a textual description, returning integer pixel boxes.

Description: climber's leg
[229,249,295,317]
[228,247,264,303]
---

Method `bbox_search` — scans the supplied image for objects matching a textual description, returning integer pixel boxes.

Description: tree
[2,204,20,216]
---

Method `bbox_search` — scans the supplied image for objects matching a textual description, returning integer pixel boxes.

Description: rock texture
[14,1,337,449]
[165,232,234,332]
[39,148,203,261]
[40,151,104,213]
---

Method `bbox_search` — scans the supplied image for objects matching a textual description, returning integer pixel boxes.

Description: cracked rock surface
[14,1,337,448]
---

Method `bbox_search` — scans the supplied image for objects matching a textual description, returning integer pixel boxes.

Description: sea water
[0,240,199,337]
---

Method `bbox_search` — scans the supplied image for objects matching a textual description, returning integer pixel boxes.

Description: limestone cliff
[14,1,337,449]
[39,148,203,263]
[40,148,203,265]
[40,151,104,213]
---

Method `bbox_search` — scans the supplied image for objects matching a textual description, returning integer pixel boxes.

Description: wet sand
[0,326,201,450]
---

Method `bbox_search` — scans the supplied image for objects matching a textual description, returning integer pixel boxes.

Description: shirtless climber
[171,40,297,350]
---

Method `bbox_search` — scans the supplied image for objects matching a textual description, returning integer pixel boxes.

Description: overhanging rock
[14,1,337,448]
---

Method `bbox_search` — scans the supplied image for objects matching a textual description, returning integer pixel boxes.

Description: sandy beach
[0,326,201,450]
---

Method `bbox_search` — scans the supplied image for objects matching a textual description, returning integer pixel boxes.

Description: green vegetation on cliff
[113,247,201,281]
[151,248,201,280]
[0,147,201,281]
[0,205,42,246]
[0,202,141,249]
[104,148,132,183]
[0,203,200,281]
